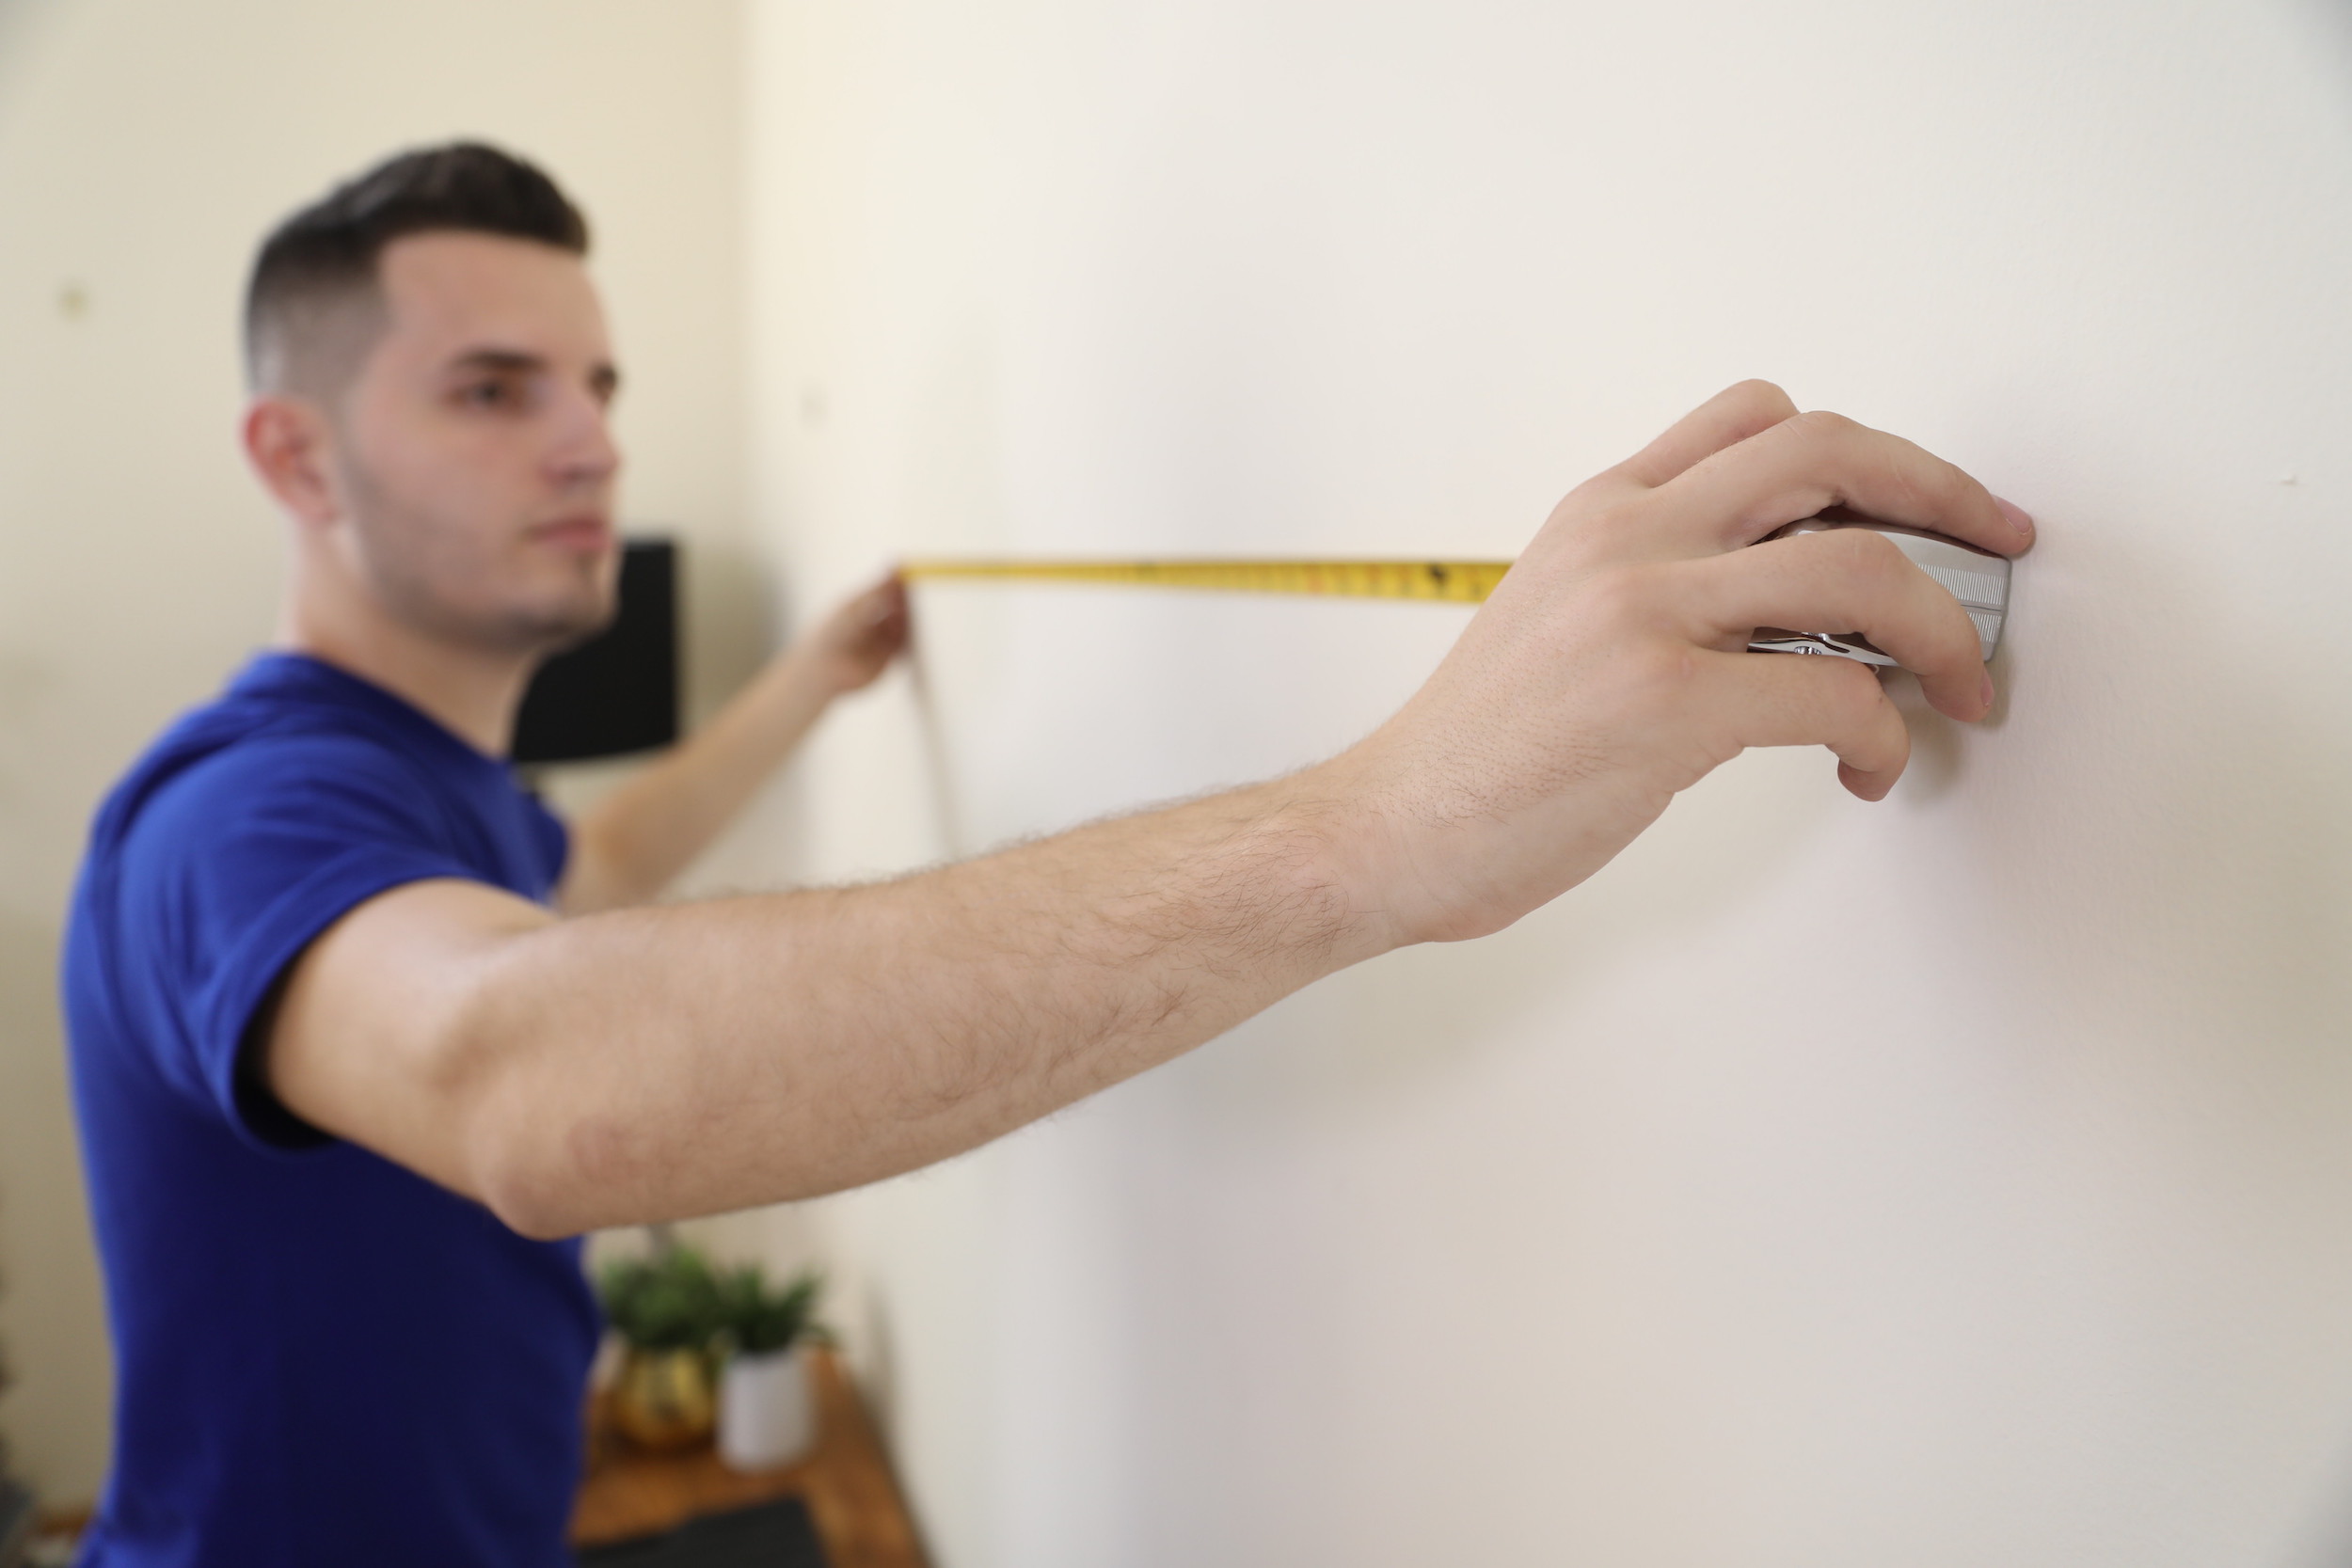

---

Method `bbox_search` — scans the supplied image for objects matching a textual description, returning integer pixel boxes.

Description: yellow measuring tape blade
[900,558,1514,604]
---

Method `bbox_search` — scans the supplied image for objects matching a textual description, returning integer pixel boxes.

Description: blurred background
[5,3,2352,1565]
[0,0,774,1530]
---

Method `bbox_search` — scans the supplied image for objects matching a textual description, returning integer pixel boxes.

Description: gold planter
[611,1346,717,1450]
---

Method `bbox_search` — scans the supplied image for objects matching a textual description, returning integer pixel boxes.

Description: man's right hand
[1317,379,2033,948]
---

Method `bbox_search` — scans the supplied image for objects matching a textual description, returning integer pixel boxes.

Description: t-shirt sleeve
[115,730,488,1154]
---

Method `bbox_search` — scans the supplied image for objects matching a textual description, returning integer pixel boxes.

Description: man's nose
[548,388,622,487]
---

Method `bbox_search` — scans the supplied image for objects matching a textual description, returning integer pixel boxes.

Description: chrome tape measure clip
[1744,518,2010,665]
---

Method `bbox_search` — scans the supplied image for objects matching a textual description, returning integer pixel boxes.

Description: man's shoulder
[61,659,491,1125]
[96,666,443,869]
[70,651,565,985]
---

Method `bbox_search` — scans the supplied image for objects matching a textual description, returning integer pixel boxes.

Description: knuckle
[1922,454,1972,504]
[1724,377,1797,418]
[1786,407,1861,446]
[1535,492,1642,567]
[1578,562,1667,631]
[1818,525,1907,585]
[1823,658,1885,723]
[1569,499,1637,541]
[1586,500,1663,557]
[1938,598,1987,664]
[1788,657,1886,741]
[1608,637,1704,719]
[1887,449,1968,514]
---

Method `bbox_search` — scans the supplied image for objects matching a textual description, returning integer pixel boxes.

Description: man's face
[325,231,623,655]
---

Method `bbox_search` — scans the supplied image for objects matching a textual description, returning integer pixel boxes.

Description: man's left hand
[803,575,911,695]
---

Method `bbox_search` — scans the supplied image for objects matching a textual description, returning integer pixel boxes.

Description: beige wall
[745,2,2352,1564]
[0,0,753,1506]
[14,0,2352,1552]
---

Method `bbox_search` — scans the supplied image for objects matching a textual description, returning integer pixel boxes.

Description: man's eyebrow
[442,348,620,395]
[443,347,548,376]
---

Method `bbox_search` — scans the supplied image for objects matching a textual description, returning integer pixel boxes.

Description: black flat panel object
[514,536,679,764]
[574,1495,827,1568]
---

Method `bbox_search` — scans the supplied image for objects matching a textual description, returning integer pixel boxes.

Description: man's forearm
[562,578,909,913]
[463,766,1390,1236]
[560,650,839,913]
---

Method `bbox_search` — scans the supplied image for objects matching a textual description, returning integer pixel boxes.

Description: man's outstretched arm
[265,383,2035,1238]
[274,771,1373,1237]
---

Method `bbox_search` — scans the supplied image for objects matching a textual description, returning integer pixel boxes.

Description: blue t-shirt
[62,653,601,1567]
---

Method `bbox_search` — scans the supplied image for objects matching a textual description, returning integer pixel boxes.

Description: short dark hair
[243,142,590,393]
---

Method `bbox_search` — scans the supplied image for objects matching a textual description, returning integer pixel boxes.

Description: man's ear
[243,396,342,526]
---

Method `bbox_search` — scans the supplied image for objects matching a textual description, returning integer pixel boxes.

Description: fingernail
[1979,670,1995,710]
[1993,496,2035,537]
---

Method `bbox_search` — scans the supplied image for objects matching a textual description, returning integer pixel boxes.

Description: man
[63,143,2030,1564]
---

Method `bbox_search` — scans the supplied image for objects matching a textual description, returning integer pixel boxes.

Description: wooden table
[571,1348,930,1568]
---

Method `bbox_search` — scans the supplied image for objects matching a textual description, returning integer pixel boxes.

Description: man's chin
[461,582,618,659]
[517,599,619,657]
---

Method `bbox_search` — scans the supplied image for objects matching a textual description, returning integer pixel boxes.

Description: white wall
[746,2,2352,1564]
[0,0,755,1505]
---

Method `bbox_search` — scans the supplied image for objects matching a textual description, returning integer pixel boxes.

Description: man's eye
[460,378,523,409]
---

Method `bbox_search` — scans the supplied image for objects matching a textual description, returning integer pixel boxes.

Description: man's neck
[278,604,536,759]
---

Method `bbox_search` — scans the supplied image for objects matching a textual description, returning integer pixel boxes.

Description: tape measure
[904,521,2013,667]
[899,558,1514,603]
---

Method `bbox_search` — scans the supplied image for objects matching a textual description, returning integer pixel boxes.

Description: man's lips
[529,515,615,553]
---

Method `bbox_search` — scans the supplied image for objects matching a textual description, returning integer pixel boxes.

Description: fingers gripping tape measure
[902,523,2010,665]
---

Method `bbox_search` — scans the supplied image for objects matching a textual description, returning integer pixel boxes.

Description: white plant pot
[718,1344,816,1472]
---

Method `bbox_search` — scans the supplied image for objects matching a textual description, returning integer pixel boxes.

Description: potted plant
[596,1245,726,1450]
[714,1266,827,1472]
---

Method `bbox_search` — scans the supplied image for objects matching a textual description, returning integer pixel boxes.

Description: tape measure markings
[899,558,1515,603]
